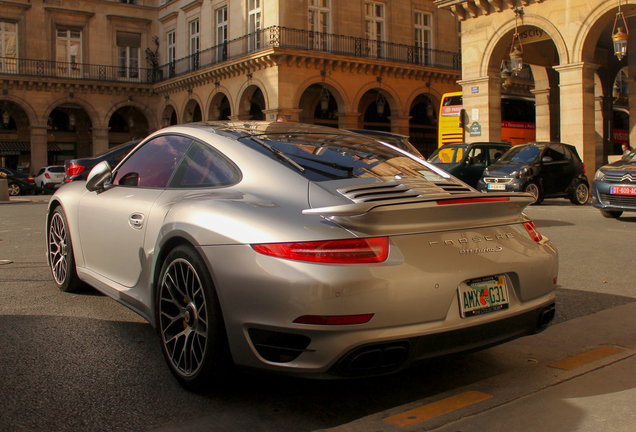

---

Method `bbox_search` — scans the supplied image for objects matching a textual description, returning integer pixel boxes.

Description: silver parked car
[46,121,558,390]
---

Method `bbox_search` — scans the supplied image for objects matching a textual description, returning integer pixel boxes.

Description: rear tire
[600,209,623,218]
[157,245,231,391]
[48,207,83,292]
[570,181,589,205]
[524,182,542,205]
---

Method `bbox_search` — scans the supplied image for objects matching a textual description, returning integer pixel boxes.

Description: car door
[540,144,569,195]
[77,134,193,288]
[460,146,488,186]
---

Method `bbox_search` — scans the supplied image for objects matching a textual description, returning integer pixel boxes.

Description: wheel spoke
[159,256,208,377]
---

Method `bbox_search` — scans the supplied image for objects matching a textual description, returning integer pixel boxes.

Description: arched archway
[298,83,340,128]
[409,94,437,157]
[240,85,265,120]
[208,92,231,121]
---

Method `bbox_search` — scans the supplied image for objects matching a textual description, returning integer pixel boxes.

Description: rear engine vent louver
[338,180,473,203]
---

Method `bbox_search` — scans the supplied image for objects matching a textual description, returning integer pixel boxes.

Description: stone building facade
[435,0,635,177]
[0,0,463,174]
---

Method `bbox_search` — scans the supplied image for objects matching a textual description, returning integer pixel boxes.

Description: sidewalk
[0,193,52,204]
[316,301,636,432]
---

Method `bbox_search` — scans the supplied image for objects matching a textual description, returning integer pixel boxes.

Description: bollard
[0,178,9,201]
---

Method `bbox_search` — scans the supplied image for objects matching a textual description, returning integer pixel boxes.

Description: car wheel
[570,182,589,205]
[600,209,623,218]
[8,182,20,196]
[157,245,231,390]
[524,182,542,205]
[48,207,83,292]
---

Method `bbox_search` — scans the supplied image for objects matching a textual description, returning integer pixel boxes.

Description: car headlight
[510,167,530,179]
[594,169,605,180]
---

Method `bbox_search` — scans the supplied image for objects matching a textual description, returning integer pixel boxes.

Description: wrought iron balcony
[0,26,461,85]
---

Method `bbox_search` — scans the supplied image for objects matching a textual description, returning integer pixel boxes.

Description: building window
[216,6,228,61]
[248,0,261,51]
[167,30,176,77]
[190,19,200,70]
[308,0,329,51]
[117,32,140,81]
[414,11,432,65]
[0,21,18,73]
[365,1,384,59]
[56,29,82,77]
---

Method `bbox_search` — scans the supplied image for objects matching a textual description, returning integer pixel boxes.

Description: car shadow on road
[531,219,575,228]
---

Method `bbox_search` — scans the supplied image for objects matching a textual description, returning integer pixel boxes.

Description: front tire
[601,209,623,218]
[48,207,83,292]
[570,181,589,205]
[524,182,543,205]
[157,245,230,391]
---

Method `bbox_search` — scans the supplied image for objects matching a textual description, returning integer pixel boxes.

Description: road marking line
[383,391,492,427]
[548,346,624,370]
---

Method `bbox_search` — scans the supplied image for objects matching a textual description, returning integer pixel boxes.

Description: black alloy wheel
[157,245,230,390]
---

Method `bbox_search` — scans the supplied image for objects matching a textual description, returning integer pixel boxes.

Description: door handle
[129,213,145,230]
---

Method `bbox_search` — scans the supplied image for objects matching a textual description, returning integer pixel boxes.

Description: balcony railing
[159,26,461,82]
[0,26,461,85]
[0,57,156,84]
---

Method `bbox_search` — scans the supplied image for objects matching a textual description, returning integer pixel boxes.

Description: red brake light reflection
[66,164,86,177]
[252,237,389,264]
[523,221,543,243]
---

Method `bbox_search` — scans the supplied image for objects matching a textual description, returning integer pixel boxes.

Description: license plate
[487,184,506,190]
[610,185,636,196]
[458,275,510,318]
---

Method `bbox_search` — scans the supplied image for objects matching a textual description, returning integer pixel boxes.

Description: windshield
[622,149,636,162]
[239,133,446,183]
[498,145,544,164]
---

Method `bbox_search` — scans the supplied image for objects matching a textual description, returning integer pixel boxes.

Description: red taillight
[45,173,50,179]
[523,221,543,243]
[27,176,35,182]
[582,163,586,174]
[66,164,86,177]
[293,314,374,325]
[252,237,389,264]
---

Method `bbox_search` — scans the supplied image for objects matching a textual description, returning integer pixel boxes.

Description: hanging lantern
[162,114,170,127]
[613,1,629,61]
[508,8,524,76]
[376,91,386,116]
[211,104,220,119]
[2,111,9,126]
[320,86,330,112]
[68,112,76,127]
[127,113,134,128]
[243,97,252,114]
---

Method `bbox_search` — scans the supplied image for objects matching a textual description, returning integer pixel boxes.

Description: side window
[545,145,566,162]
[468,147,486,166]
[170,141,240,188]
[113,135,193,188]
[489,147,505,164]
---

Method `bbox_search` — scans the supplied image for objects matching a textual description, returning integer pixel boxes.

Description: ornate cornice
[434,0,544,20]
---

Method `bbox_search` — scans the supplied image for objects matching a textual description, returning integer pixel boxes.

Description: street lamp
[508,8,524,75]
[613,0,629,61]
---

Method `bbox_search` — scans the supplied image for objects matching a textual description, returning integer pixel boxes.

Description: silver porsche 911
[46,121,558,390]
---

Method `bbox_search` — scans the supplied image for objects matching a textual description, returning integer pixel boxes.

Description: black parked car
[476,142,589,205]
[0,167,39,196]
[427,142,511,188]
[64,139,141,182]
[591,148,636,218]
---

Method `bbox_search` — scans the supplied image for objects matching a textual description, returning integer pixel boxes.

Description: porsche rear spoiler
[303,192,535,235]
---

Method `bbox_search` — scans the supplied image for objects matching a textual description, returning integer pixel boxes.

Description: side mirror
[86,161,112,192]
[542,156,553,163]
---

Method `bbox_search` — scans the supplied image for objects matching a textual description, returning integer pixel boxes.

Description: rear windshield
[49,167,65,173]
[238,133,444,182]
[498,145,544,163]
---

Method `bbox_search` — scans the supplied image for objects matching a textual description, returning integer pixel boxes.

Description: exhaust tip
[537,304,556,330]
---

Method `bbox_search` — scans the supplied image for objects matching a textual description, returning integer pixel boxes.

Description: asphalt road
[0,197,634,432]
